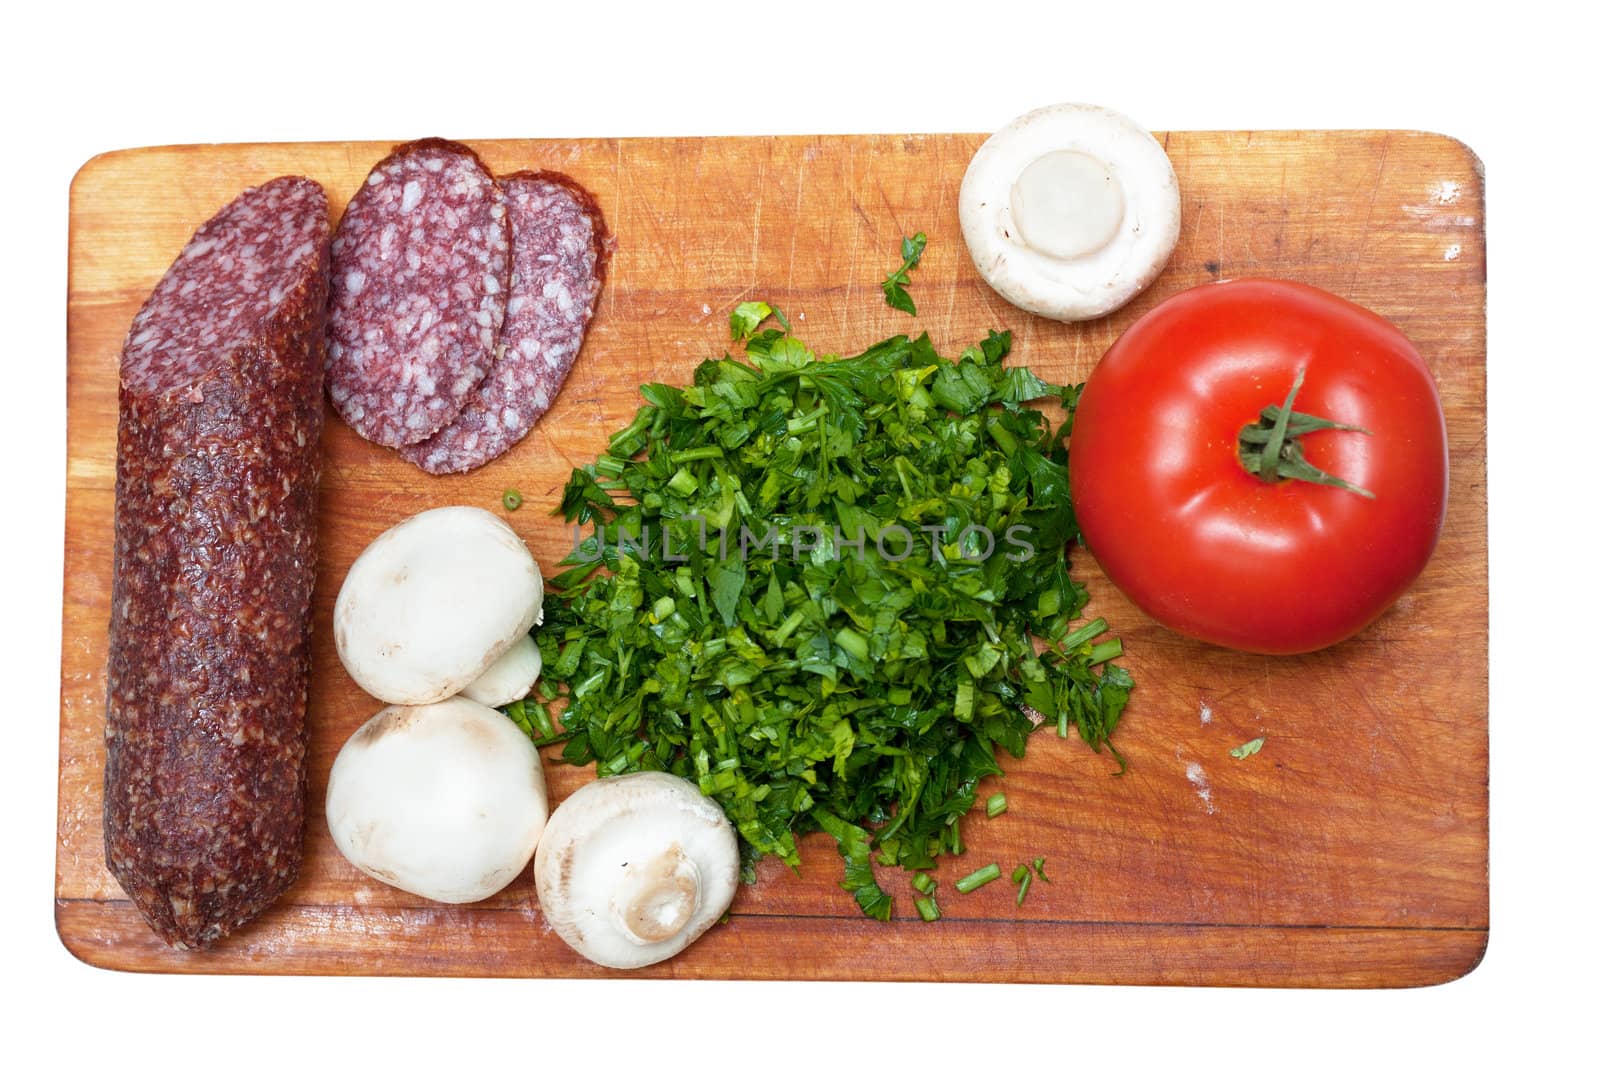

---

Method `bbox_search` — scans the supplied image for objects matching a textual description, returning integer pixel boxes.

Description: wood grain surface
[58,131,1487,985]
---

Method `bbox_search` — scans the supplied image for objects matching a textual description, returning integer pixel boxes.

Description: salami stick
[104,177,330,949]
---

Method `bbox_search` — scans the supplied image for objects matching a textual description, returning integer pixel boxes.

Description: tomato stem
[1238,368,1375,498]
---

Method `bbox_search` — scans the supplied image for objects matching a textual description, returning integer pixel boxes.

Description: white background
[8,2,1595,1071]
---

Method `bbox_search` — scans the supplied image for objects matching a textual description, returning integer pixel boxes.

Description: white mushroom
[959,103,1181,321]
[334,505,543,705]
[325,696,549,904]
[461,633,543,708]
[534,771,739,969]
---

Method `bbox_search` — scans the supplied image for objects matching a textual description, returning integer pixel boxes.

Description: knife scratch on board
[1345,133,1392,291]
[608,139,622,321]
[748,143,769,285]
[782,150,805,306]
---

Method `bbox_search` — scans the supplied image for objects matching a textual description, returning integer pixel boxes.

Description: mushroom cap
[534,771,739,969]
[460,633,543,708]
[334,505,543,705]
[959,103,1181,322]
[325,696,549,904]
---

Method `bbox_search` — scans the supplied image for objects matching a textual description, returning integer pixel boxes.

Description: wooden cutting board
[58,131,1487,985]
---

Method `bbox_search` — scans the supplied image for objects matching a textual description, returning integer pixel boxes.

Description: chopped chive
[529,702,557,740]
[985,792,1008,818]
[1015,871,1033,906]
[670,446,725,464]
[834,627,871,663]
[1059,616,1109,651]
[948,818,964,857]
[1032,857,1050,882]
[501,488,523,511]
[771,610,805,646]
[1087,639,1123,665]
[605,408,655,456]
[914,895,941,922]
[912,872,935,895]
[1010,864,1030,884]
[501,699,530,735]
[666,467,699,496]
[954,863,1001,893]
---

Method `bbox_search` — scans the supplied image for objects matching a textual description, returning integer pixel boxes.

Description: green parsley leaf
[1231,736,1267,759]
[881,232,928,315]
[815,809,893,920]
[730,301,774,341]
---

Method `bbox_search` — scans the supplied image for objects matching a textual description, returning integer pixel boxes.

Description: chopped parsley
[534,297,1133,920]
[1230,736,1266,760]
[881,232,928,315]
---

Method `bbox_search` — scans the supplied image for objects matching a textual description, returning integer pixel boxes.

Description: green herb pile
[519,297,1133,920]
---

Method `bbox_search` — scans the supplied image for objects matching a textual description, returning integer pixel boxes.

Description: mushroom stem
[1010,150,1125,260]
[612,843,701,944]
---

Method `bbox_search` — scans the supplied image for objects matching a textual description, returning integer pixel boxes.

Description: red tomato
[1069,278,1448,655]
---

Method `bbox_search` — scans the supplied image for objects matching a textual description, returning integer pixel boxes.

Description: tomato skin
[1069,278,1448,655]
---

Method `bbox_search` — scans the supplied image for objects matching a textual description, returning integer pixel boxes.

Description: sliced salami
[106,176,330,949]
[400,170,609,475]
[326,139,509,448]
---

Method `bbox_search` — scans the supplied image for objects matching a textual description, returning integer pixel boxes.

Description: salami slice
[400,171,608,475]
[105,176,331,949]
[326,139,510,448]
